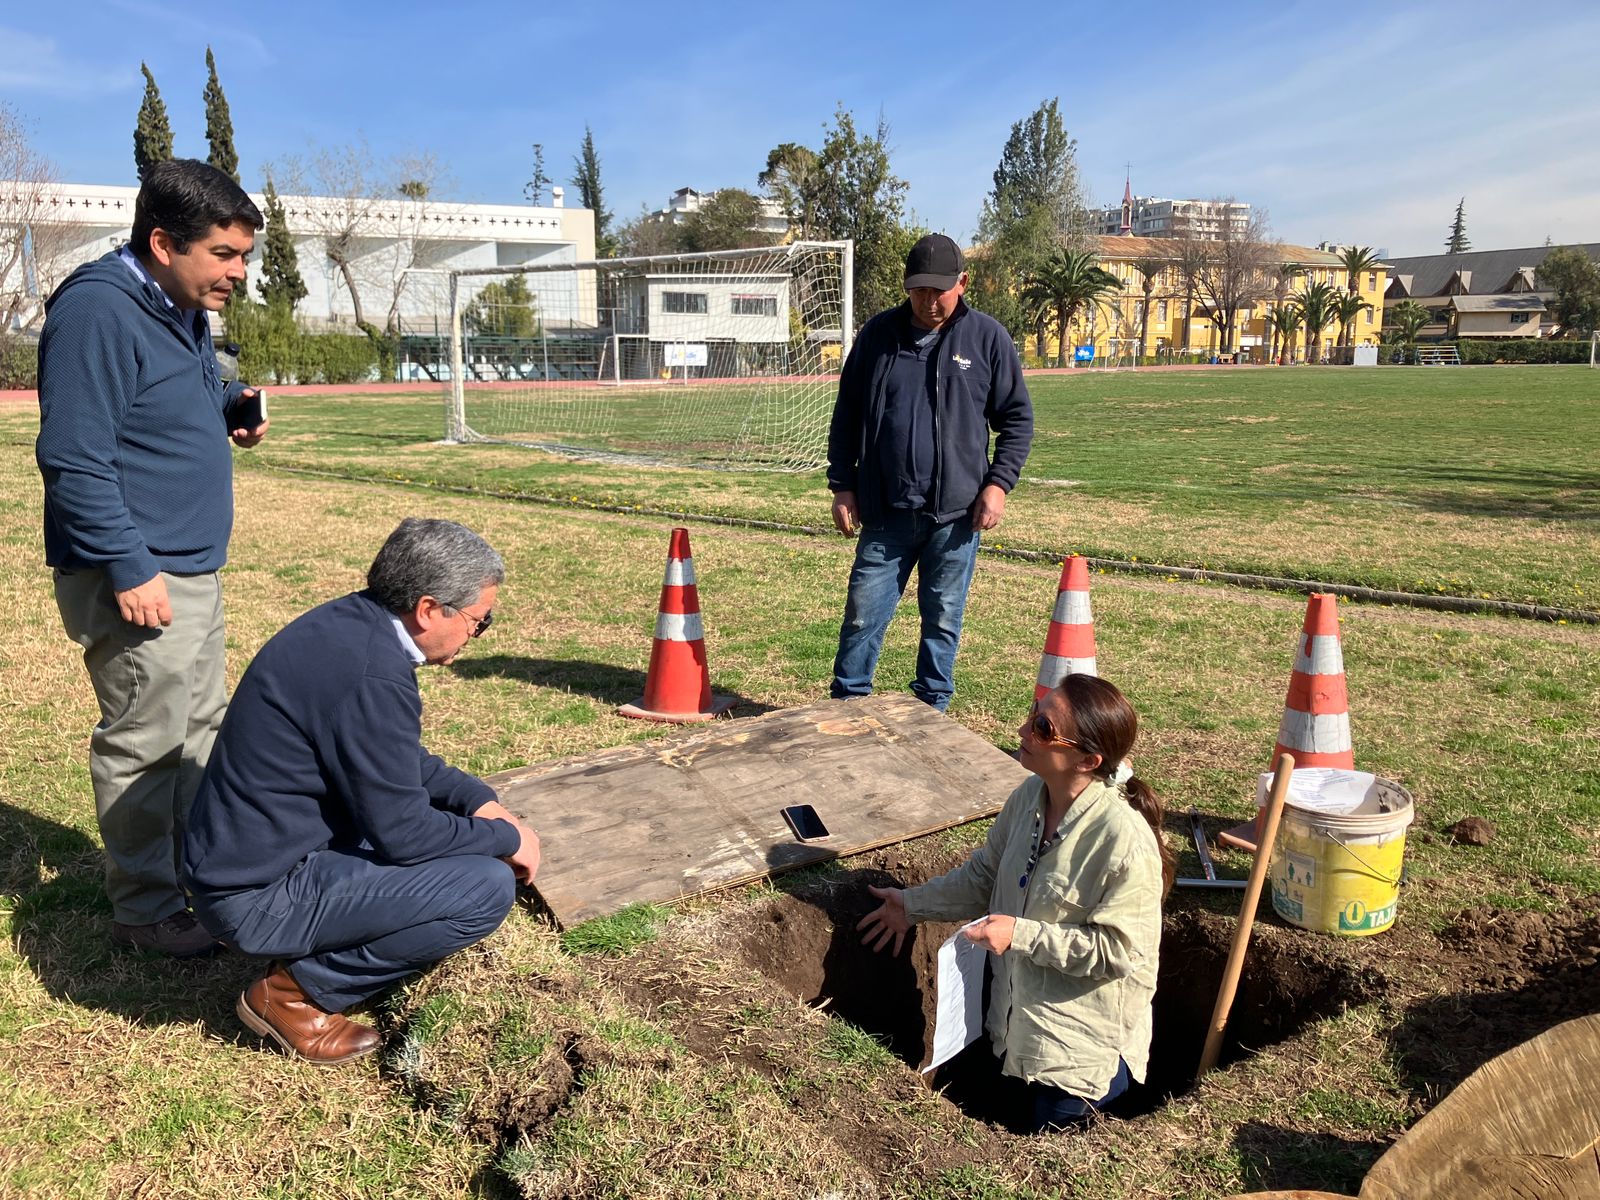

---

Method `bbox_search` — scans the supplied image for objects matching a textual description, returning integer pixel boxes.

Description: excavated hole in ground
[735,865,1384,1130]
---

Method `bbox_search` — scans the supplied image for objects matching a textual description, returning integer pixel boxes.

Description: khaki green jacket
[903,775,1162,1097]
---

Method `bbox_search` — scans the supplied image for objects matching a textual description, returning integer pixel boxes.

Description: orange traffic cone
[618,527,735,724]
[1220,593,1352,852]
[1035,555,1098,699]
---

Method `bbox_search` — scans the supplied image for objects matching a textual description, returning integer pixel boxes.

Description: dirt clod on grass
[1446,816,1496,846]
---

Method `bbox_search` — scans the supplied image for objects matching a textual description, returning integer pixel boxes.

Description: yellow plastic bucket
[1269,777,1414,937]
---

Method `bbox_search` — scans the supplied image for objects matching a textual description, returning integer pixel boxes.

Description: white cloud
[0,28,132,97]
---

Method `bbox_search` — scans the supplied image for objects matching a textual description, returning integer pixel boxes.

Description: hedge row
[223,302,380,385]
[1454,338,1594,365]
[0,335,38,390]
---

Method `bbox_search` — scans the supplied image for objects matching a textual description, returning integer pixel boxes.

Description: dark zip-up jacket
[827,298,1032,527]
[36,252,246,591]
[183,589,521,897]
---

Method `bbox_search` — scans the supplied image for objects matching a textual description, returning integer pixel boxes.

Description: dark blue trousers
[193,847,516,1012]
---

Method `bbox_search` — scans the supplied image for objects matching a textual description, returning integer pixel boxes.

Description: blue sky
[5,0,1598,257]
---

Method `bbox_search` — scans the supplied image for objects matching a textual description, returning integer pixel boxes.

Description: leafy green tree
[1132,257,1165,360]
[804,106,911,322]
[678,189,776,252]
[133,63,173,181]
[972,98,1087,354]
[1021,248,1121,367]
[572,125,616,256]
[1385,299,1432,345]
[1332,290,1372,357]
[463,275,539,337]
[1296,280,1341,363]
[1267,302,1302,363]
[1337,245,1380,296]
[1445,198,1470,253]
[255,177,306,311]
[758,142,818,239]
[524,143,551,205]
[1536,246,1600,337]
[203,47,238,183]
[614,206,684,257]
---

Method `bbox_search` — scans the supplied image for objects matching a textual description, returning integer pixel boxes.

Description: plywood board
[488,693,1029,927]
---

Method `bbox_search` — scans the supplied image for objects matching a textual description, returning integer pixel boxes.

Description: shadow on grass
[452,653,776,716]
[1385,955,1600,1102]
[1231,1122,1378,1195]
[0,798,258,1038]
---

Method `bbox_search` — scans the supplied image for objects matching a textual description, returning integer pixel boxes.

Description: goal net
[443,241,853,471]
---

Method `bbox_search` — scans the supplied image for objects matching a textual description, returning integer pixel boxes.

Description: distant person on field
[826,233,1032,711]
[183,518,541,1066]
[35,159,267,958]
[859,674,1172,1132]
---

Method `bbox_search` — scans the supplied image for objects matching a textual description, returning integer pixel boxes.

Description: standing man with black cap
[825,233,1033,711]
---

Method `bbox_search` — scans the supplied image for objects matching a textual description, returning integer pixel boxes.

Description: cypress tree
[203,47,239,183]
[571,126,615,255]
[1445,198,1471,254]
[133,63,174,181]
[256,178,307,311]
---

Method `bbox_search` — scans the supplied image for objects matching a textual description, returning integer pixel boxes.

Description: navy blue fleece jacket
[827,298,1032,527]
[183,590,521,895]
[35,251,246,591]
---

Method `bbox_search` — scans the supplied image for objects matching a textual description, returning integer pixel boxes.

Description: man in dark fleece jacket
[36,160,267,958]
[185,518,540,1065]
[826,233,1032,711]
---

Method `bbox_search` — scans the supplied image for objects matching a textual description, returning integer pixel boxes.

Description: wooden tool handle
[1195,752,1295,1082]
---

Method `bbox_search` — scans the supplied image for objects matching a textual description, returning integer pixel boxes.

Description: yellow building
[1066,237,1389,364]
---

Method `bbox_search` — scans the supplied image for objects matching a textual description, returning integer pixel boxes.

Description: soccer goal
[443,241,853,471]
[1590,329,1599,367]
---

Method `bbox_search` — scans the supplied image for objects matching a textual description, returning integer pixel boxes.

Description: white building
[1,180,596,333]
[654,186,788,238]
[1095,185,1252,241]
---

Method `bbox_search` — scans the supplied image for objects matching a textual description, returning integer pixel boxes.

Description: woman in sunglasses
[858,673,1173,1132]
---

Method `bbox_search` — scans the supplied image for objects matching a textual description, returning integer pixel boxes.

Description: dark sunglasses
[454,607,494,638]
[1027,703,1081,749]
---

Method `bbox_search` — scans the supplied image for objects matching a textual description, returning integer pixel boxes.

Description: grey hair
[367,518,505,613]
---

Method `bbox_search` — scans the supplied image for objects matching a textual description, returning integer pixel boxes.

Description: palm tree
[1333,291,1373,361]
[1296,280,1341,365]
[1133,257,1165,361]
[1336,245,1380,296]
[1386,299,1432,347]
[1021,248,1123,367]
[1267,262,1301,363]
[1267,303,1302,364]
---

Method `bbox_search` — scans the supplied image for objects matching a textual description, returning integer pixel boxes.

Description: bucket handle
[1312,825,1404,887]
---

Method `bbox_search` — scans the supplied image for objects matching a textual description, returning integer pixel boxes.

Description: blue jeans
[831,510,981,711]
[1027,1057,1131,1132]
[193,847,515,1012]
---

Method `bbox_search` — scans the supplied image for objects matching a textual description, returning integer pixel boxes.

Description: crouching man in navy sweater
[184,518,540,1065]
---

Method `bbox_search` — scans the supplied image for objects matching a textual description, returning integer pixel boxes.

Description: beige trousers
[54,569,227,925]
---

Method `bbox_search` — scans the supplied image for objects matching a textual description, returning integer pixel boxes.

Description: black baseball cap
[904,233,965,291]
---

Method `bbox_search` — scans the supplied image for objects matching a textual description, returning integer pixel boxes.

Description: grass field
[1,366,1596,1198]
[276,366,1598,608]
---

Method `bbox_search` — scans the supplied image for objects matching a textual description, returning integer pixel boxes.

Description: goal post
[444,240,853,471]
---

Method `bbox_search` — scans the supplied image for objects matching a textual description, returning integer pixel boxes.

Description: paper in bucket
[1264,768,1415,937]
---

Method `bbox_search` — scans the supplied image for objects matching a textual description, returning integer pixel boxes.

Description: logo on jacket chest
[951,353,973,371]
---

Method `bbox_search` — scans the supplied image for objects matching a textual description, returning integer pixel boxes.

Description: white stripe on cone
[1276,710,1353,754]
[1293,634,1345,676]
[654,611,705,642]
[663,559,697,587]
[1051,591,1094,625]
[1037,653,1098,689]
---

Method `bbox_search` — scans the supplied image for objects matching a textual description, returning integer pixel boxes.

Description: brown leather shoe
[112,910,222,958]
[236,962,379,1066]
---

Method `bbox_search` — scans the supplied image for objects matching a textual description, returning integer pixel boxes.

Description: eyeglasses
[1027,703,1081,750]
[451,606,494,638]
